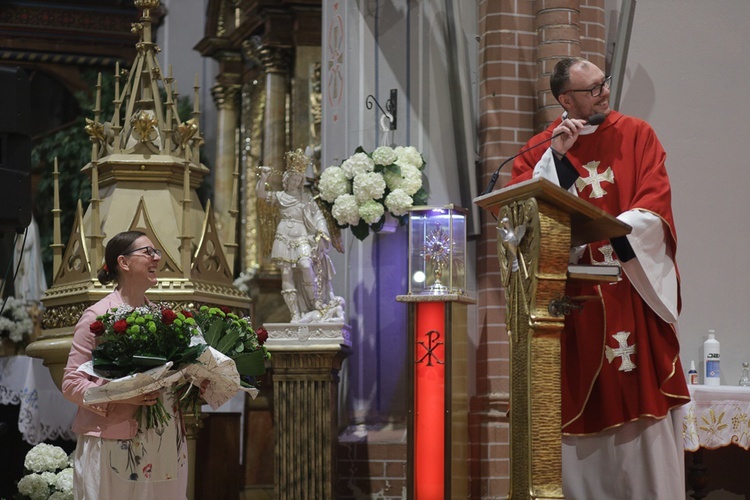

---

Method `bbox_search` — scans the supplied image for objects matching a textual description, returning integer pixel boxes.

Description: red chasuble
[510,111,690,434]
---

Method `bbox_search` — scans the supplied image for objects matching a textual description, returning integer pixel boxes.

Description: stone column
[264,322,352,499]
[243,39,292,276]
[244,39,291,186]
[211,73,242,243]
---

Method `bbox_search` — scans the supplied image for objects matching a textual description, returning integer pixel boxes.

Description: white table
[679,385,750,499]
[682,384,750,451]
[0,355,77,445]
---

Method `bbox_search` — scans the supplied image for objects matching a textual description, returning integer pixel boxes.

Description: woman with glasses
[506,57,690,499]
[62,230,189,499]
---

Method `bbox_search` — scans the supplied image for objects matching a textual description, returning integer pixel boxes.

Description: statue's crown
[285,149,310,174]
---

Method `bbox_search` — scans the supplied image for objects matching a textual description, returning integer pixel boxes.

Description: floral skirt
[73,393,188,500]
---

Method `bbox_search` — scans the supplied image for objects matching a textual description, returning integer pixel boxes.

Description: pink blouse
[61,290,141,439]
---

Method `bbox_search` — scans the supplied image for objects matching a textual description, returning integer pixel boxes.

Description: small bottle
[740,363,750,387]
[688,360,698,385]
[704,330,720,385]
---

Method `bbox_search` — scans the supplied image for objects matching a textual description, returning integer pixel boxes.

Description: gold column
[264,323,351,499]
[211,62,242,244]
[499,198,567,500]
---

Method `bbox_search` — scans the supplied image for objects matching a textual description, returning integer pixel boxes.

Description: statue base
[263,322,352,349]
[261,321,351,498]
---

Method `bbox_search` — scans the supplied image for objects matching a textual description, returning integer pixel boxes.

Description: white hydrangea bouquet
[0,296,34,345]
[16,443,74,500]
[317,145,428,240]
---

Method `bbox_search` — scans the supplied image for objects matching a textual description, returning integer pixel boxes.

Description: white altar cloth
[681,384,750,451]
[0,355,77,445]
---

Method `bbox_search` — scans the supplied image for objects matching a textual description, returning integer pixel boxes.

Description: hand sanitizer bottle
[704,330,720,385]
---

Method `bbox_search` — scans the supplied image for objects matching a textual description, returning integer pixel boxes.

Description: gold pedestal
[263,322,351,499]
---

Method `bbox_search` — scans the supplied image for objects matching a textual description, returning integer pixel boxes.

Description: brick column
[535,1,581,128]
[475,1,607,498]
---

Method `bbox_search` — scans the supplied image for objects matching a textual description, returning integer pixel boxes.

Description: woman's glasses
[122,246,162,259]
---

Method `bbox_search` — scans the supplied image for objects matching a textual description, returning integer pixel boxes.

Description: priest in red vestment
[508,57,690,499]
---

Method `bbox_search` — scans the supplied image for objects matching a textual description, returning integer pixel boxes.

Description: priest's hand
[551,117,587,156]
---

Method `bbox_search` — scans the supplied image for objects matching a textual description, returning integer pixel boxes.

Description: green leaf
[204,319,224,347]
[132,355,168,368]
[412,187,429,206]
[370,216,390,233]
[385,164,402,175]
[350,220,371,241]
[233,350,267,377]
[216,330,241,354]
[177,344,207,364]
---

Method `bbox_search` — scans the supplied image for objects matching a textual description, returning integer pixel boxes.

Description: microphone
[480,113,606,195]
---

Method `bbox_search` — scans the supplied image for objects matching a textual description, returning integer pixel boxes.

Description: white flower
[318,166,350,202]
[55,468,74,494]
[383,169,405,191]
[340,152,374,179]
[372,146,397,166]
[394,146,424,169]
[383,164,422,196]
[24,443,70,473]
[359,200,385,224]
[399,164,423,196]
[352,172,386,202]
[385,189,413,216]
[17,473,50,500]
[322,145,426,238]
[50,492,74,500]
[41,470,57,485]
[331,194,361,226]
[0,296,33,344]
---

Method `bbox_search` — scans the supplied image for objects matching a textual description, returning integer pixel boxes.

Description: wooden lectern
[474,178,631,499]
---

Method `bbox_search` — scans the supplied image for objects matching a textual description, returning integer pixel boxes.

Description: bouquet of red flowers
[84,303,271,431]
[88,304,207,429]
[90,304,206,378]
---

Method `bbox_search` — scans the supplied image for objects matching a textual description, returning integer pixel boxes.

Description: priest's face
[559,62,611,121]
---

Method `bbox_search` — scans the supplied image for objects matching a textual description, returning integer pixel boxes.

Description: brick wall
[473,1,605,498]
[337,427,407,499]
[335,2,607,497]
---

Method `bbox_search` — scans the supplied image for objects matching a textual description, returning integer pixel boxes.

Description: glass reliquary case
[406,205,467,296]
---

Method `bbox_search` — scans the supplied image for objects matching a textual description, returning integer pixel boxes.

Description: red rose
[220,306,231,314]
[161,309,177,325]
[113,320,128,334]
[256,327,268,346]
[182,310,193,318]
[90,320,105,336]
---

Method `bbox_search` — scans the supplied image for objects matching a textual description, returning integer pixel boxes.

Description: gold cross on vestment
[605,331,637,372]
[575,161,614,199]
